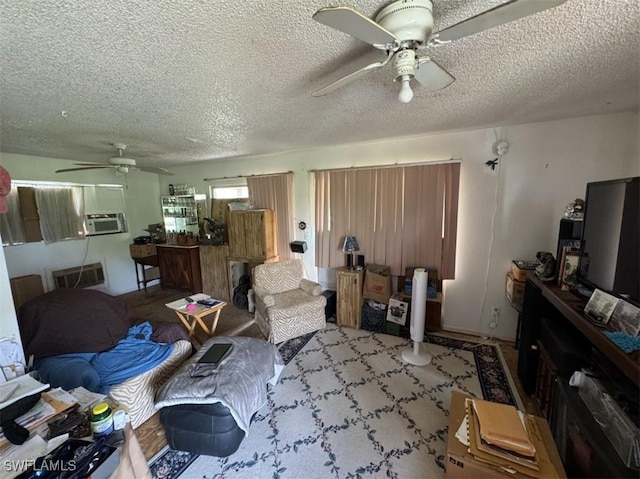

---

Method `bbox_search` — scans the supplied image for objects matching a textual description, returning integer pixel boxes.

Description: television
[577,176,639,306]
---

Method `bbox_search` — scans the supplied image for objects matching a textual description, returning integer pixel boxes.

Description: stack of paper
[462,398,560,478]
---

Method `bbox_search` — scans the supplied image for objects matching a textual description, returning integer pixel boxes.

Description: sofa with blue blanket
[18,288,193,428]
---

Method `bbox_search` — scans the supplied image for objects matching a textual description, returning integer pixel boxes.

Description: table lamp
[342,235,360,269]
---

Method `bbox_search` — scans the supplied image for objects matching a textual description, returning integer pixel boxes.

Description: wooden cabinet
[199,244,230,301]
[533,341,560,422]
[336,267,364,329]
[227,209,277,260]
[157,245,202,293]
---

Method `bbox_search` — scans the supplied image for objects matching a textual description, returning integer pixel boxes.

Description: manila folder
[472,398,535,457]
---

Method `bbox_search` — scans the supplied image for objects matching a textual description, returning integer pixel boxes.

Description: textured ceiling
[0,0,638,167]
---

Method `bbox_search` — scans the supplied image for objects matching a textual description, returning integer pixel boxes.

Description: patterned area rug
[149,325,519,479]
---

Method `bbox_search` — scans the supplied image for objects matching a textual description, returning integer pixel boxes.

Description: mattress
[110,339,192,429]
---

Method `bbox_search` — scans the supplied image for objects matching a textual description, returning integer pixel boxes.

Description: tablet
[198,343,233,364]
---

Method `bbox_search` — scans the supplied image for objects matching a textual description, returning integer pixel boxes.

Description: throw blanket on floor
[155,336,284,434]
[35,322,174,394]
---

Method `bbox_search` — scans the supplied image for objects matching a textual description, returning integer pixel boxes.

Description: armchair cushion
[253,260,304,294]
[300,279,322,296]
[267,290,325,321]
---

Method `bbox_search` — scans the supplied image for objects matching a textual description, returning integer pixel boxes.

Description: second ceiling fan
[55,143,174,176]
[312,0,568,103]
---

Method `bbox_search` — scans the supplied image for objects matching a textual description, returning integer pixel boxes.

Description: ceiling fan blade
[312,52,393,97]
[434,0,568,43]
[55,166,113,173]
[138,166,175,176]
[414,58,455,91]
[313,6,398,47]
[72,163,107,166]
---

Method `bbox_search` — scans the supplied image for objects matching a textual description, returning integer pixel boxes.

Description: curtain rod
[308,158,460,173]
[203,171,293,182]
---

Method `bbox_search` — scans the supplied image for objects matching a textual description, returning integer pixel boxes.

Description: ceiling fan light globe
[376,0,433,43]
[399,78,414,103]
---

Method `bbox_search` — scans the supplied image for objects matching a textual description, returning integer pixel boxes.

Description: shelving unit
[161,195,206,237]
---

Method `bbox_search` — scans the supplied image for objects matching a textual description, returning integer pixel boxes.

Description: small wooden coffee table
[165,294,227,345]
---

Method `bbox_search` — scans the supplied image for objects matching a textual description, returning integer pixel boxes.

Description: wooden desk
[165,294,227,346]
[131,255,159,293]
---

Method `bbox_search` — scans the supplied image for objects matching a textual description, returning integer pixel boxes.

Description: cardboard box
[506,272,526,305]
[386,293,409,325]
[446,391,566,479]
[511,260,537,282]
[10,274,44,310]
[363,264,392,303]
[129,243,157,258]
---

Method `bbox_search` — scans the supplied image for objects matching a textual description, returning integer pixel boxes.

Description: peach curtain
[314,162,460,279]
[246,173,294,261]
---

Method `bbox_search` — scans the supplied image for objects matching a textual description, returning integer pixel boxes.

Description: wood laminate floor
[121,287,536,461]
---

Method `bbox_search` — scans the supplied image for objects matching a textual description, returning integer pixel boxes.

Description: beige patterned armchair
[253,259,327,344]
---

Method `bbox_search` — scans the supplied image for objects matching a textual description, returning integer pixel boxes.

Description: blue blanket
[35,322,174,394]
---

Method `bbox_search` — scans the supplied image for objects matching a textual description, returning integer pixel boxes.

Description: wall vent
[51,262,105,289]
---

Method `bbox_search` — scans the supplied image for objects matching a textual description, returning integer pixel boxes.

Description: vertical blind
[35,186,85,244]
[314,162,460,279]
[0,188,25,245]
[1,185,86,246]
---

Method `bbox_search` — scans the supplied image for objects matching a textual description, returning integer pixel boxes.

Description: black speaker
[555,219,583,278]
[289,241,307,253]
[357,254,365,267]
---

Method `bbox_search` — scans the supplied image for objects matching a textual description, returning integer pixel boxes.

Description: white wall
[0,153,163,296]
[0,112,637,341]
[158,112,639,340]
[0,230,23,350]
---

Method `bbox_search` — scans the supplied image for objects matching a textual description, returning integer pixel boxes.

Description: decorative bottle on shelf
[169,184,175,196]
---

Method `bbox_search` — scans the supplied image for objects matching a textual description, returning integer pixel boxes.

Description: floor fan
[402,268,432,366]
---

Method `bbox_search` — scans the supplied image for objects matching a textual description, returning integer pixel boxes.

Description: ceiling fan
[312,0,568,103]
[55,143,174,176]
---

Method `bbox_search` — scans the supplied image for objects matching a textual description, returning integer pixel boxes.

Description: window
[1,182,89,245]
[314,162,460,279]
[212,186,249,199]
[208,184,250,224]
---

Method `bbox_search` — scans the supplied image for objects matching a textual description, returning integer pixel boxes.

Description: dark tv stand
[518,276,640,392]
[518,276,640,477]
